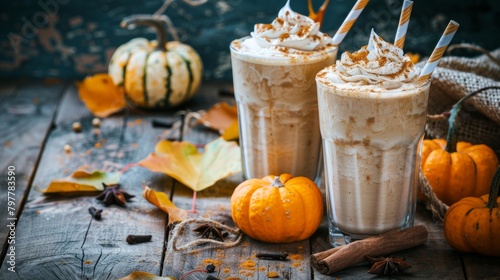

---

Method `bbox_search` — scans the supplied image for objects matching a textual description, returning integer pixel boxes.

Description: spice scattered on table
[367,256,410,275]
[239,259,256,270]
[180,263,218,280]
[126,234,152,244]
[63,144,72,154]
[267,271,279,278]
[193,223,226,242]
[88,207,102,220]
[96,183,135,207]
[256,252,288,260]
[92,118,101,127]
[72,122,82,133]
[203,259,222,267]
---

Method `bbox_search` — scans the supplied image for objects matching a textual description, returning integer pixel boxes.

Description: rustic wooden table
[0,79,499,280]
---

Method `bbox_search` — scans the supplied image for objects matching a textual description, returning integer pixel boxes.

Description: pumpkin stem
[486,166,500,209]
[444,86,500,153]
[272,176,285,188]
[121,15,168,51]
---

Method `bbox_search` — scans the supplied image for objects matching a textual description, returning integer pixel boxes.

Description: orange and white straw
[418,20,460,83]
[394,0,413,49]
[331,0,370,46]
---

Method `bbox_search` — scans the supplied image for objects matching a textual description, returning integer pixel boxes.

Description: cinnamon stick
[311,225,428,275]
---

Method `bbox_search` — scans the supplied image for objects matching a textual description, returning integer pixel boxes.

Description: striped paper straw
[331,0,370,46]
[394,0,413,49]
[417,20,460,83]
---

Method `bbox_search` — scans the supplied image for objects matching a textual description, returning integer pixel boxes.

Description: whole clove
[206,276,219,280]
[256,252,289,260]
[152,119,174,129]
[126,234,152,244]
[206,263,216,273]
[88,207,103,220]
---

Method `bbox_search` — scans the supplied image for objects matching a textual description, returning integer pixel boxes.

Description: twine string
[170,217,243,251]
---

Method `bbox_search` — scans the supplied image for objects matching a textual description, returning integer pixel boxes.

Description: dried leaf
[198,102,238,135]
[407,52,420,64]
[308,0,330,26]
[137,137,241,191]
[35,169,120,193]
[142,185,187,224]
[77,73,126,118]
[222,120,239,141]
[119,271,175,280]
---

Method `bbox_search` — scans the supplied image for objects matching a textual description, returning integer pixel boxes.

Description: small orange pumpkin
[420,87,499,205]
[230,174,323,243]
[421,139,498,206]
[443,166,500,256]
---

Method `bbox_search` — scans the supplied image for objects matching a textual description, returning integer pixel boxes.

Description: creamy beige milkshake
[316,30,429,244]
[230,1,337,180]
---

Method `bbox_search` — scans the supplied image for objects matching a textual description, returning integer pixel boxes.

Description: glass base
[328,222,415,247]
[328,225,374,247]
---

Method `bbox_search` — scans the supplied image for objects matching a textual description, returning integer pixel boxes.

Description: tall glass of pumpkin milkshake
[316,30,430,246]
[230,1,337,181]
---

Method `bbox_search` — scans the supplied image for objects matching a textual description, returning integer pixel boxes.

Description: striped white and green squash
[109,16,202,109]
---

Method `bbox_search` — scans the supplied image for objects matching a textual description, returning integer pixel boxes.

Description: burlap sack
[419,46,500,221]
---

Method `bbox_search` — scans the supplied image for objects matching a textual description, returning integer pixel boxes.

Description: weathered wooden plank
[0,79,177,279]
[311,204,465,279]
[160,82,312,279]
[0,81,236,279]
[0,116,175,279]
[462,253,500,279]
[162,124,313,280]
[0,79,67,270]
[54,83,95,126]
[0,79,17,103]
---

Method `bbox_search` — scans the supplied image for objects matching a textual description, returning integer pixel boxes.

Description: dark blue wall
[1,0,499,81]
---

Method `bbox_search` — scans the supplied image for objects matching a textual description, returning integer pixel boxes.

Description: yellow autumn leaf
[77,73,127,118]
[222,120,239,141]
[35,169,120,193]
[137,137,241,192]
[142,185,187,224]
[119,271,175,280]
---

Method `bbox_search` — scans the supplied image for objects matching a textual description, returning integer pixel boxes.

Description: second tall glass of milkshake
[316,30,430,246]
[230,1,337,181]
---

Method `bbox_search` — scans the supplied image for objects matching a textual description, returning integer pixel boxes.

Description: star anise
[96,183,135,207]
[192,223,227,242]
[366,256,411,275]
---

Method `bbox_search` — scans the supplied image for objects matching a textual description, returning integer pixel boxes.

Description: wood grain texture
[163,126,313,280]
[0,79,67,267]
[311,204,466,279]
[3,80,500,279]
[462,254,500,279]
[0,84,175,279]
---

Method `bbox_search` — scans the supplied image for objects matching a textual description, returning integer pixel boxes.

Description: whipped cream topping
[328,30,419,89]
[251,0,331,51]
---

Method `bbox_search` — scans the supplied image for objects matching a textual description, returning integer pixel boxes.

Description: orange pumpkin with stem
[420,87,499,206]
[231,174,323,243]
[443,165,500,256]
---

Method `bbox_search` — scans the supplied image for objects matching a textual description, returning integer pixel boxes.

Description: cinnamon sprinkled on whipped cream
[231,0,335,60]
[322,29,420,90]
